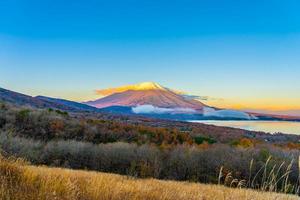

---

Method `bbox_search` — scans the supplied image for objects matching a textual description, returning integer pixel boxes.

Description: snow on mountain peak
[96,82,167,96]
[134,82,165,90]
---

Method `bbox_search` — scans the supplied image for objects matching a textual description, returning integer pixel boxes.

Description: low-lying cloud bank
[132,105,196,114]
[203,107,257,120]
[132,105,257,120]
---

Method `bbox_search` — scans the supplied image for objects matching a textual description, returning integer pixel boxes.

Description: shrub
[194,136,216,144]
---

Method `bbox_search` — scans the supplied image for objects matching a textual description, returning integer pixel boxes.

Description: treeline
[0,132,299,187]
[0,103,211,145]
[1,102,298,147]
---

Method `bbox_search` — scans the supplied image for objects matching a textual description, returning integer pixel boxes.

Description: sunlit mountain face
[84,82,258,120]
[85,82,207,111]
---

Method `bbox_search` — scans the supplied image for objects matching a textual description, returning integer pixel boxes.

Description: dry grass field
[0,156,298,200]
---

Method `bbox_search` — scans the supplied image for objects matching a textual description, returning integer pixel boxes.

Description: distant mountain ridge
[36,96,98,112]
[0,87,97,112]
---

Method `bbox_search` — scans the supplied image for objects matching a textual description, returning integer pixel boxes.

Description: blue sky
[1,0,300,112]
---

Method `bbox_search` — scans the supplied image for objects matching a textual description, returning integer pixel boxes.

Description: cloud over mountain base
[132,105,197,114]
[203,107,257,120]
[132,105,257,120]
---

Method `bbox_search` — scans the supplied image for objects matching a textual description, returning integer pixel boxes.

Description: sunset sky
[1,0,300,115]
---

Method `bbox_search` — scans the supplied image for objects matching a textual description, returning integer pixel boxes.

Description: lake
[190,120,300,135]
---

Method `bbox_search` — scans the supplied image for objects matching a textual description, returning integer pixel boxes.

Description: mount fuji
[84,82,257,120]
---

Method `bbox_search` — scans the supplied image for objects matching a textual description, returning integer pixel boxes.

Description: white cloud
[203,107,257,120]
[132,105,196,114]
[132,105,257,120]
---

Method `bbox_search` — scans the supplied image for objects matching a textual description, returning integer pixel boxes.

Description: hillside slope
[0,87,98,112]
[0,156,297,200]
[36,95,98,112]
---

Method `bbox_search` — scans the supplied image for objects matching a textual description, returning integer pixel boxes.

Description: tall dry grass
[0,155,298,200]
[218,155,300,195]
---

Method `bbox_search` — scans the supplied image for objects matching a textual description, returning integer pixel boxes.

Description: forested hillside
[1,101,300,195]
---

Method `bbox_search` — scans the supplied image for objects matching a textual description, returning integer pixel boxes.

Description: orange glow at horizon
[205,97,300,111]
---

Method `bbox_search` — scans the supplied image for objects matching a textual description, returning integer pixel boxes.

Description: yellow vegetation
[0,155,298,200]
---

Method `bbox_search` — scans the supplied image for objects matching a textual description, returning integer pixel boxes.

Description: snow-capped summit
[95,82,167,96]
[133,82,166,91]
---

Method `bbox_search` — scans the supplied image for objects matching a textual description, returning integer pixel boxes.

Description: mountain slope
[36,96,98,112]
[0,87,98,112]
[0,87,54,108]
[85,82,206,111]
